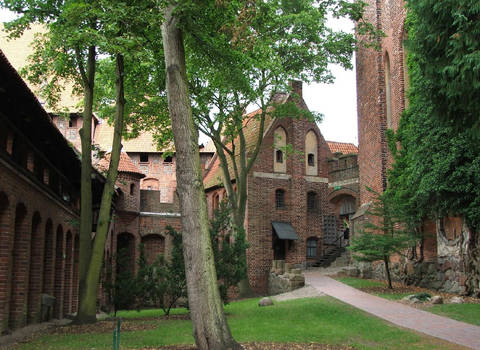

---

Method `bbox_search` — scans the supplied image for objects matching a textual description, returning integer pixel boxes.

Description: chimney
[289,80,302,98]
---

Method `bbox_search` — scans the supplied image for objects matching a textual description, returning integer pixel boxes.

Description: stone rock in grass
[409,297,421,304]
[449,296,464,304]
[431,295,443,304]
[402,294,416,302]
[258,297,274,307]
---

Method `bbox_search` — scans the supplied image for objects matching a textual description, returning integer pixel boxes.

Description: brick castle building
[0,26,359,331]
[204,82,359,293]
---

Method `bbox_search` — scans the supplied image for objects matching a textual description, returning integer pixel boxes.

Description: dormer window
[308,153,315,166]
[276,150,283,163]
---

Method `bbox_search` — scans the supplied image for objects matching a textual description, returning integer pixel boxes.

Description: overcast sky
[0,8,358,145]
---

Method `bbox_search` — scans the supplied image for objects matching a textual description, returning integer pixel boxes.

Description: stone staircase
[312,246,349,268]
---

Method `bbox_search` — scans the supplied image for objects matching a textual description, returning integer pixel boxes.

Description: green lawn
[427,304,480,326]
[14,297,461,350]
[374,292,411,300]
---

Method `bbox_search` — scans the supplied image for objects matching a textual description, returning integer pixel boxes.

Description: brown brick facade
[203,85,357,294]
[356,0,407,205]
[0,144,80,331]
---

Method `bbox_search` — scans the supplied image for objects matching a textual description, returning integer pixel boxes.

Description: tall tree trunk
[384,255,393,289]
[76,53,126,323]
[162,5,241,350]
[76,45,96,324]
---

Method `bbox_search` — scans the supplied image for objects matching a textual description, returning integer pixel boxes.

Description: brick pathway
[304,272,480,350]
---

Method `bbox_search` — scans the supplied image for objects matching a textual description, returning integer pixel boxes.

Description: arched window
[307,191,317,212]
[305,130,318,176]
[307,153,315,166]
[213,193,220,210]
[306,237,317,258]
[273,127,287,173]
[130,183,135,195]
[275,189,285,209]
[385,52,393,128]
[276,149,283,163]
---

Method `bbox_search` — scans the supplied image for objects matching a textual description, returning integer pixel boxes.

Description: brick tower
[355,0,407,211]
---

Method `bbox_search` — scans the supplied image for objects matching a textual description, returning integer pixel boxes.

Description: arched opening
[306,237,318,259]
[71,235,79,313]
[213,193,220,211]
[42,220,54,296]
[63,231,73,315]
[305,130,318,176]
[273,127,287,173]
[54,225,64,318]
[339,196,356,220]
[401,27,409,108]
[141,234,165,265]
[385,52,393,128]
[142,178,159,191]
[276,149,283,163]
[275,189,286,209]
[9,203,28,329]
[0,192,10,332]
[307,191,317,212]
[27,212,43,324]
[117,232,136,276]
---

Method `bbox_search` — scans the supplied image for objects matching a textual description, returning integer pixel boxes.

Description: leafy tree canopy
[404,0,480,131]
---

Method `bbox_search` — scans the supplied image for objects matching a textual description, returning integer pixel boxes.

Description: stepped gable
[327,141,358,155]
[203,93,289,190]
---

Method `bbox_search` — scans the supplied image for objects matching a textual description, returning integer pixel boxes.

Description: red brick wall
[245,101,334,293]
[141,234,165,265]
[27,213,43,324]
[116,173,142,213]
[0,157,79,331]
[356,0,407,205]
[129,153,177,203]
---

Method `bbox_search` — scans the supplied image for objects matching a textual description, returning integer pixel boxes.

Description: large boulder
[431,296,443,304]
[449,296,464,304]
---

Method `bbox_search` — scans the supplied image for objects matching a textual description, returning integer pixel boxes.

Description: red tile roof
[95,122,213,154]
[94,123,170,153]
[327,141,358,155]
[97,152,145,177]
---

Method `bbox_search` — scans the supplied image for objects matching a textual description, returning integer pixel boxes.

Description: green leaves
[386,1,480,233]
[405,0,480,131]
[349,188,417,263]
